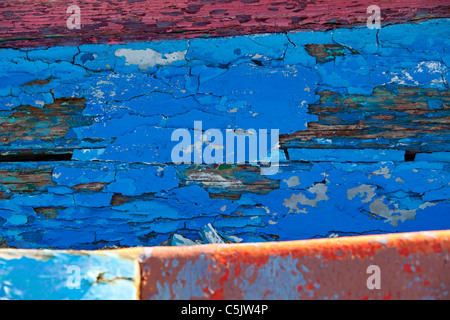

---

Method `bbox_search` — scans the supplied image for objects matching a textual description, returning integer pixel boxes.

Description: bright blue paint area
[112,200,180,219]
[106,165,179,196]
[52,164,115,187]
[288,149,405,162]
[96,126,175,163]
[73,113,163,139]
[198,63,319,133]
[11,193,74,207]
[187,33,287,66]
[46,186,75,195]
[74,192,113,207]
[27,46,80,62]
[415,152,450,162]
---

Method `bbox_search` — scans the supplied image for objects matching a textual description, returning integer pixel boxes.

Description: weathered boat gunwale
[1,0,449,49]
[1,230,449,299]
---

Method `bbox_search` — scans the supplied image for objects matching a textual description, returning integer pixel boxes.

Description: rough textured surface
[0,18,449,249]
[0,0,449,48]
[0,1,449,300]
[139,230,450,300]
[0,160,449,249]
[0,230,448,299]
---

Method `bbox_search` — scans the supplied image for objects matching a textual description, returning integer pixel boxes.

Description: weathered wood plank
[280,86,450,152]
[0,160,448,249]
[0,97,93,155]
[139,230,450,300]
[1,19,449,158]
[1,230,449,299]
[0,0,449,48]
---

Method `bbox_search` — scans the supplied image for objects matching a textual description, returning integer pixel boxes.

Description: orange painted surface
[139,230,450,300]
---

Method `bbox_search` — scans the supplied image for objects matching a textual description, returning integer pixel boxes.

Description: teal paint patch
[0,249,138,300]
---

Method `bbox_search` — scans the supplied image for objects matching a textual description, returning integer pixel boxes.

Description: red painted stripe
[0,0,448,48]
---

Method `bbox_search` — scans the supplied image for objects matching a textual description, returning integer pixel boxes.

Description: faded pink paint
[139,230,450,300]
[0,0,449,48]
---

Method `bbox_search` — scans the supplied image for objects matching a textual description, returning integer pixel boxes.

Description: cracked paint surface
[0,0,449,301]
[0,160,448,248]
[0,0,449,48]
[0,18,449,249]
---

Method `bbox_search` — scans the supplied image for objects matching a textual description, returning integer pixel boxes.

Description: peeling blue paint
[0,18,449,250]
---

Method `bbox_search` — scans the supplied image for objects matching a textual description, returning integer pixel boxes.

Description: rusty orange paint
[404,264,413,273]
[139,230,450,300]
